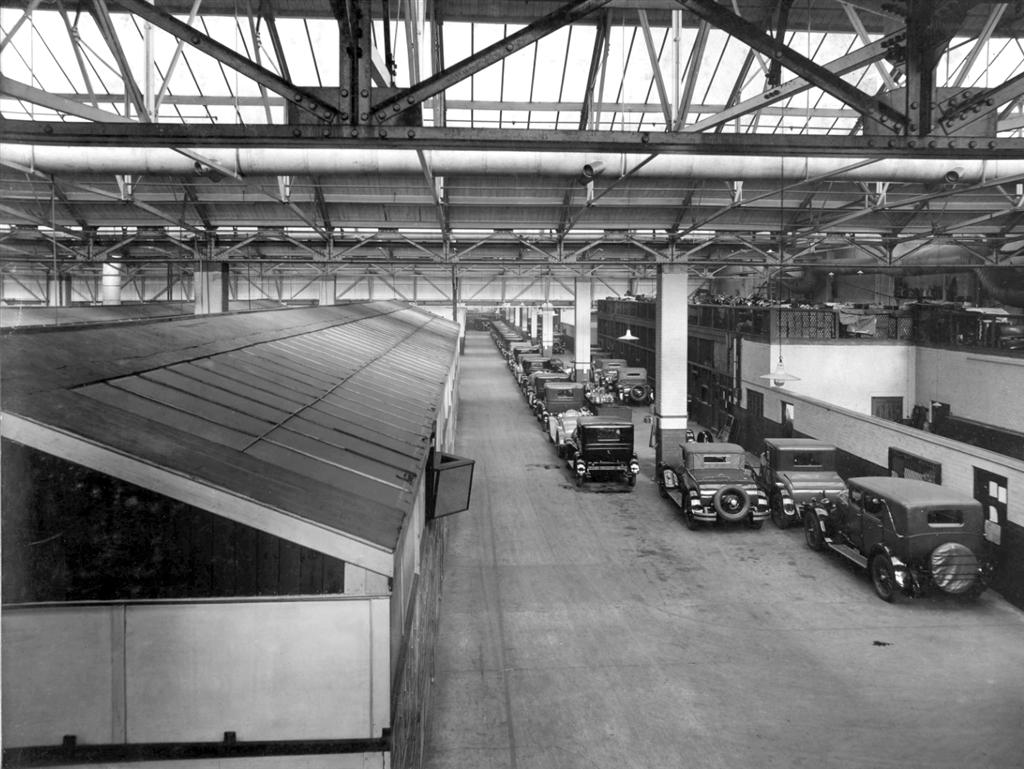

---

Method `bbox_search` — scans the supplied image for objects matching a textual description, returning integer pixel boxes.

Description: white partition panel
[2,597,390,749]
[2,605,124,746]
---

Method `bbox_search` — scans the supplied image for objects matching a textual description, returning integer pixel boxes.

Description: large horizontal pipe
[4,145,1022,184]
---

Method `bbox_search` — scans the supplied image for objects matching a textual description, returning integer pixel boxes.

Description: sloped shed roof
[0,302,460,577]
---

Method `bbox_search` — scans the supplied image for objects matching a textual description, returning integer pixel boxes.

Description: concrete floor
[423,330,1024,769]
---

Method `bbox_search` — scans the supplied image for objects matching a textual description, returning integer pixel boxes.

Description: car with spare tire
[801,476,996,602]
[657,441,768,529]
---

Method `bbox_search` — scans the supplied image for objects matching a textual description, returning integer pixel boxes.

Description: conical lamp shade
[618,328,638,341]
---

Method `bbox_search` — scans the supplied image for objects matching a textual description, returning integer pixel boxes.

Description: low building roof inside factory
[0,302,460,577]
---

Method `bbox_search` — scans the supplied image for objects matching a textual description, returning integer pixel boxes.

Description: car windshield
[783,450,834,470]
[692,453,744,470]
[584,426,631,442]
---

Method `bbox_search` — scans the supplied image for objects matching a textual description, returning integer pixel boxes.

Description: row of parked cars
[493,325,642,489]
[490,321,995,603]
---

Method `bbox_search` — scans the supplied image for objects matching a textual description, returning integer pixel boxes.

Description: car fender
[869,544,913,592]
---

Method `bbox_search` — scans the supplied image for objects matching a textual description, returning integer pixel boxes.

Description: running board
[825,540,869,569]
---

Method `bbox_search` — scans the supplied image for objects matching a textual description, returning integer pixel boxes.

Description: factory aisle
[422,330,1024,769]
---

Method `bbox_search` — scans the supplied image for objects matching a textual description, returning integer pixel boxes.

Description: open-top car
[802,476,996,602]
[757,438,846,529]
[566,415,640,488]
[657,442,768,529]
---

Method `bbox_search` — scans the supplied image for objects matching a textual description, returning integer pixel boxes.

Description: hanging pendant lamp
[618,328,638,341]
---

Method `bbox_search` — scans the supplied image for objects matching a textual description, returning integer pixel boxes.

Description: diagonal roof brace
[108,0,340,122]
[372,0,615,124]
[674,0,908,132]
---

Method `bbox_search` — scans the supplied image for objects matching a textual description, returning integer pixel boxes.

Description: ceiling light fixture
[618,328,638,341]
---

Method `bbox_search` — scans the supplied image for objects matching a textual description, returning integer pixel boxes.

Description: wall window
[889,448,941,484]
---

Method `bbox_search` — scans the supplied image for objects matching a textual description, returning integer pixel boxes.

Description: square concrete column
[541,302,554,355]
[318,275,337,306]
[194,262,229,315]
[101,262,122,306]
[573,278,593,382]
[528,305,537,341]
[655,265,689,466]
[457,303,467,354]
[47,272,70,307]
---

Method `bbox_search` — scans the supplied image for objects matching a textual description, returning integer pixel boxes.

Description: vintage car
[801,476,996,602]
[539,381,589,431]
[514,355,551,388]
[614,367,652,404]
[757,438,846,529]
[657,442,768,529]
[565,415,640,488]
[527,370,571,414]
[505,341,538,365]
[592,357,627,387]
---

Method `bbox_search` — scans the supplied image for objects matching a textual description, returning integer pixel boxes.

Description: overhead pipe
[3,144,1021,184]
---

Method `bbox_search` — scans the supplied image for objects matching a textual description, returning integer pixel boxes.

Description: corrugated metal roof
[1,302,459,573]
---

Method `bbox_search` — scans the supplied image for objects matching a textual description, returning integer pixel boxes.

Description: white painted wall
[914,346,1024,426]
[738,382,1024,535]
[2,598,391,748]
[743,339,915,417]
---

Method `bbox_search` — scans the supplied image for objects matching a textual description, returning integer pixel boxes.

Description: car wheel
[770,490,789,529]
[627,472,637,487]
[803,510,825,551]
[629,384,648,403]
[713,486,751,522]
[575,473,585,488]
[870,553,901,603]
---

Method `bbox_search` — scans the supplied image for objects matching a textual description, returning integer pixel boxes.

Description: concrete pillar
[101,262,121,305]
[318,275,337,306]
[573,278,593,383]
[514,305,523,330]
[457,302,467,354]
[194,261,229,315]
[541,302,554,355]
[47,272,70,307]
[528,306,537,342]
[655,265,689,468]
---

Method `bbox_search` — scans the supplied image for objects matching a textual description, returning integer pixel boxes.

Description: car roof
[848,477,980,507]
[764,438,837,450]
[577,415,632,426]
[682,442,745,453]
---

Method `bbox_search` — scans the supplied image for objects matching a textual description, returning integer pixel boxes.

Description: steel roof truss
[371,0,615,124]
[110,0,338,122]
[675,0,906,131]
[637,10,672,128]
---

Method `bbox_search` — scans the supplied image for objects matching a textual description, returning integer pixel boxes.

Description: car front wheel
[770,490,789,529]
[803,510,825,551]
[870,553,901,603]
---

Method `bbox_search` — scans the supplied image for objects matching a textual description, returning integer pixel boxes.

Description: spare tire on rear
[930,542,979,594]
[713,486,751,521]
[628,384,650,403]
